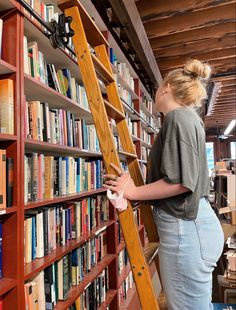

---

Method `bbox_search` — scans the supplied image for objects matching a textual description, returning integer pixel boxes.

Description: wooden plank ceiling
[136,0,236,136]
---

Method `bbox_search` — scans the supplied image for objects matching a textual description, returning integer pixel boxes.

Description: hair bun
[184,59,211,80]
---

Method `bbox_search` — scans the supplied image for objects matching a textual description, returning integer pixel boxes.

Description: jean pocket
[195,219,224,265]
[155,208,177,223]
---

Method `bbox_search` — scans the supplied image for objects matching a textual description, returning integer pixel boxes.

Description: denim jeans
[153,197,224,310]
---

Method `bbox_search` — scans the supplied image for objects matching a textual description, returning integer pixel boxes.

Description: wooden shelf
[25,139,102,157]
[25,188,107,210]
[0,59,16,75]
[131,135,140,142]
[24,220,115,280]
[117,241,125,254]
[0,278,17,297]
[24,74,92,120]
[141,119,157,134]
[0,207,17,216]
[54,254,116,310]
[118,264,131,288]
[141,140,152,149]
[0,134,17,141]
[97,289,117,310]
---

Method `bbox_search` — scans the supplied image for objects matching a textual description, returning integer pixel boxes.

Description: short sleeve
[160,127,199,193]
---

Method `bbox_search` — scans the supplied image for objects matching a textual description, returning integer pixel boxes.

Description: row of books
[23,2,76,59]
[24,195,109,263]
[25,101,99,151]
[118,248,129,276]
[25,247,108,309]
[24,154,104,203]
[23,38,89,109]
[0,150,14,209]
[126,114,138,137]
[114,74,133,108]
[0,79,14,135]
[141,146,150,161]
[118,271,134,306]
[142,129,152,145]
[68,267,109,310]
[141,95,153,114]
[140,110,160,132]
[109,48,135,91]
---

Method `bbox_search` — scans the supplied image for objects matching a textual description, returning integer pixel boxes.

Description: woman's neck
[162,101,184,115]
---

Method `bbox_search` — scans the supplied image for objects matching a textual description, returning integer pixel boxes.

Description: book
[0,19,3,58]
[0,150,6,209]
[0,79,14,134]
[24,195,109,263]
[0,222,2,278]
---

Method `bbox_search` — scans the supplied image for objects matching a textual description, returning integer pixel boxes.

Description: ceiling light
[224,119,236,135]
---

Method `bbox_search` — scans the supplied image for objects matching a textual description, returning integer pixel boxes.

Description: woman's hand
[103,163,138,200]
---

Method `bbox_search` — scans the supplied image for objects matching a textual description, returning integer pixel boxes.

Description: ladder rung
[58,0,109,48]
[104,100,125,120]
[91,54,114,84]
[118,150,137,159]
[143,242,159,265]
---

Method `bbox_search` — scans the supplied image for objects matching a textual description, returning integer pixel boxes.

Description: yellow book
[0,79,14,134]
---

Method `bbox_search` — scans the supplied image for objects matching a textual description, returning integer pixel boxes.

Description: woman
[104,59,224,310]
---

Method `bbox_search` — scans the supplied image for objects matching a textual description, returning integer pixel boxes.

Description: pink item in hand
[107,189,128,212]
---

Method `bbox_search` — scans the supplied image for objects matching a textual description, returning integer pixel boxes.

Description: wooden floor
[158,291,168,310]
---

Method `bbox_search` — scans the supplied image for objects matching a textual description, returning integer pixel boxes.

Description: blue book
[109,47,114,64]
[31,216,36,260]
[82,120,88,150]
[76,158,81,193]
[58,157,62,196]
[0,222,2,278]
[66,111,72,147]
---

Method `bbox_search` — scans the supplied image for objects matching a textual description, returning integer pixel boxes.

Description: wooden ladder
[58,1,160,309]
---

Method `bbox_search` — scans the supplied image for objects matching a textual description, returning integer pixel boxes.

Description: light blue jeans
[153,197,224,310]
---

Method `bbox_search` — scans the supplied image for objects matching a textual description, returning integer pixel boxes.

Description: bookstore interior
[0,0,235,309]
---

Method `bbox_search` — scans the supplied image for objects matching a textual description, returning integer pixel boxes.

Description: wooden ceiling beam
[157,48,235,70]
[153,34,235,58]
[149,22,235,50]
[136,0,233,21]
[143,2,236,38]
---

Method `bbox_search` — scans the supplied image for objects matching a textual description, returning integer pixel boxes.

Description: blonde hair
[163,59,211,108]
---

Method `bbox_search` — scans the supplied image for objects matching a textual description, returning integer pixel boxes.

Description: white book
[36,212,44,258]
[61,160,66,195]
[34,271,46,309]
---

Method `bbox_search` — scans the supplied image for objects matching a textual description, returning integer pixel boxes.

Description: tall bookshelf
[0,0,161,309]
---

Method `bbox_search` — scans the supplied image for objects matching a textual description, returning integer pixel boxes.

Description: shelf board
[0,134,17,141]
[131,135,140,142]
[141,119,157,134]
[0,278,17,297]
[122,100,140,121]
[118,264,131,288]
[24,220,115,280]
[54,254,116,310]
[25,188,107,210]
[25,139,102,157]
[0,59,16,75]
[141,140,152,149]
[117,241,125,254]
[0,207,17,216]
[97,289,117,310]
[24,74,92,120]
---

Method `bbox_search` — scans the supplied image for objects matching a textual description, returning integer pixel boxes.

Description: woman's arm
[104,163,190,201]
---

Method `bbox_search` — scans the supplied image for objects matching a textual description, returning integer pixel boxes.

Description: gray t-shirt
[146,107,209,220]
